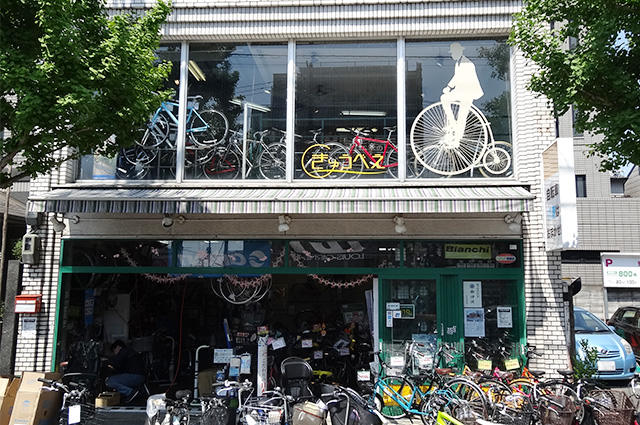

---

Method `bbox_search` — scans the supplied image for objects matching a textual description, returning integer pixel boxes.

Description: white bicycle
[410,101,511,177]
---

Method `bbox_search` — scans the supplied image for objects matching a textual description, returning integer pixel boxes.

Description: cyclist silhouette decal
[441,42,484,144]
[410,42,512,177]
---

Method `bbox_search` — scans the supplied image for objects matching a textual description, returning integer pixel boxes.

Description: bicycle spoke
[258,142,286,180]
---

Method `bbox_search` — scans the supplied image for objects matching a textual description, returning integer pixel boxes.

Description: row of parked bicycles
[37,340,640,425]
[115,96,513,180]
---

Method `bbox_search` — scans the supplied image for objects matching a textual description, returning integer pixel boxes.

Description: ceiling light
[278,215,291,233]
[188,60,206,82]
[393,215,407,234]
[340,110,387,117]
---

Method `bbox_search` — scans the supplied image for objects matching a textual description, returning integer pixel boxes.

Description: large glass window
[295,41,398,180]
[77,44,182,181]
[406,40,513,179]
[78,39,514,183]
[186,43,288,180]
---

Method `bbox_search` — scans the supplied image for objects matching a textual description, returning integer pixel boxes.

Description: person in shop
[105,340,146,403]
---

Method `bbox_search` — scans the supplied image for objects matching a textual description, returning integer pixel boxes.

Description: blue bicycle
[138,95,229,149]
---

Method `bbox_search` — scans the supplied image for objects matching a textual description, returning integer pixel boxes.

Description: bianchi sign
[444,244,491,259]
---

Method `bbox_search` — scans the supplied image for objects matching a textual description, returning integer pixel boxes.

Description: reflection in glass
[187,43,288,180]
[295,42,398,180]
[406,40,512,179]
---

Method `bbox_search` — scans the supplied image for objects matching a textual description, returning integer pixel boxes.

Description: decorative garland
[117,246,371,289]
[291,252,373,289]
[219,248,285,288]
[117,248,189,284]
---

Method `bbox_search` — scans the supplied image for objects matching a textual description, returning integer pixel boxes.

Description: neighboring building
[12,0,584,385]
[560,116,640,320]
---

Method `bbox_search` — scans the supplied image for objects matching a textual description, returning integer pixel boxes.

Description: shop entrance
[56,272,375,397]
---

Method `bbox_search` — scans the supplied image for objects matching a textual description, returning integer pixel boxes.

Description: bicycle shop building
[15,0,576,391]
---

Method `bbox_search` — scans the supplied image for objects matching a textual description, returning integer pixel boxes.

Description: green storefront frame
[52,239,526,372]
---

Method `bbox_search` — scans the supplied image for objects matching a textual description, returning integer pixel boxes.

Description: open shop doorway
[56,272,376,402]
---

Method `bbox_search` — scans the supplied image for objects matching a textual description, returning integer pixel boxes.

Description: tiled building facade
[14,0,575,378]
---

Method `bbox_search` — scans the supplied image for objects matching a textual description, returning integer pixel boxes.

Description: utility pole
[0,165,11,303]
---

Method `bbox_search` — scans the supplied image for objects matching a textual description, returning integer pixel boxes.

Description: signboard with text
[543,138,578,251]
[601,253,640,288]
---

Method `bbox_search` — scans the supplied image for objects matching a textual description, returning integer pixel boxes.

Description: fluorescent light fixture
[230,98,271,113]
[340,110,387,117]
[188,60,206,82]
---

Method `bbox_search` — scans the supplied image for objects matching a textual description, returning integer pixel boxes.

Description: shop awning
[28,186,534,215]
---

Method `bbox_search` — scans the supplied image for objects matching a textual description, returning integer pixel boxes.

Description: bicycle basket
[539,395,576,425]
[490,394,534,425]
[202,405,232,425]
[591,389,636,425]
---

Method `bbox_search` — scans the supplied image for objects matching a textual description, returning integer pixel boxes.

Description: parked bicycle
[202,128,287,180]
[301,127,425,179]
[38,377,102,425]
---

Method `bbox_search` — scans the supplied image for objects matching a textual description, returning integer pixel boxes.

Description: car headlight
[620,338,633,355]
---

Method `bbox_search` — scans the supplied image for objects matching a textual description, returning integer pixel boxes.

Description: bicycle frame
[349,132,397,172]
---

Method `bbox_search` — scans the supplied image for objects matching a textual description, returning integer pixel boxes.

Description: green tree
[509,0,639,171]
[0,0,172,188]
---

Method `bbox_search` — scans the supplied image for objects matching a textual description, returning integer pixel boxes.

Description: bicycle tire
[190,109,228,146]
[383,146,399,178]
[482,146,511,175]
[257,142,286,180]
[116,148,151,180]
[374,376,414,419]
[202,149,240,179]
[301,142,351,179]
[138,112,170,149]
[410,102,488,176]
[444,378,488,421]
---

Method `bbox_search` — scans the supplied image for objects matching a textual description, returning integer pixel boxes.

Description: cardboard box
[0,376,21,425]
[95,392,120,407]
[9,372,62,425]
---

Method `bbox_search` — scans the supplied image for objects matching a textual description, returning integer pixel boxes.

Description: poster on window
[464,308,485,337]
[463,281,482,307]
[497,306,513,328]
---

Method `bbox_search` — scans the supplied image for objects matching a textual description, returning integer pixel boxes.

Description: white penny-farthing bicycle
[410,101,512,177]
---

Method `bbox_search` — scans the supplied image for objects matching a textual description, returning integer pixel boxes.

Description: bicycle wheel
[410,102,488,176]
[444,378,488,421]
[190,109,228,146]
[202,149,240,179]
[481,145,511,176]
[383,146,399,178]
[301,143,351,179]
[257,142,286,180]
[374,376,414,419]
[116,147,154,179]
[138,112,170,148]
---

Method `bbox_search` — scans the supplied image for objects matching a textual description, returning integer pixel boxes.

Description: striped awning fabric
[28,186,533,215]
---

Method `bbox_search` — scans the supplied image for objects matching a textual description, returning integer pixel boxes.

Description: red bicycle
[301,126,424,179]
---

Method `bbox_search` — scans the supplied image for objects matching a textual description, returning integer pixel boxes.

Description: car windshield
[575,309,611,333]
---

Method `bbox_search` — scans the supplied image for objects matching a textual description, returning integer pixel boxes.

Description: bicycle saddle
[175,389,193,401]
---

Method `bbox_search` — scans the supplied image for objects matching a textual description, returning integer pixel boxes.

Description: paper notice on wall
[21,316,37,338]
[497,306,513,328]
[257,335,268,396]
[464,308,485,337]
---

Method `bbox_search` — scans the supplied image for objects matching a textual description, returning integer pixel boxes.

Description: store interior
[59,272,376,398]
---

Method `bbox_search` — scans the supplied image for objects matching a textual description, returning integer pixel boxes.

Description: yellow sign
[301,143,389,178]
[444,244,492,259]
